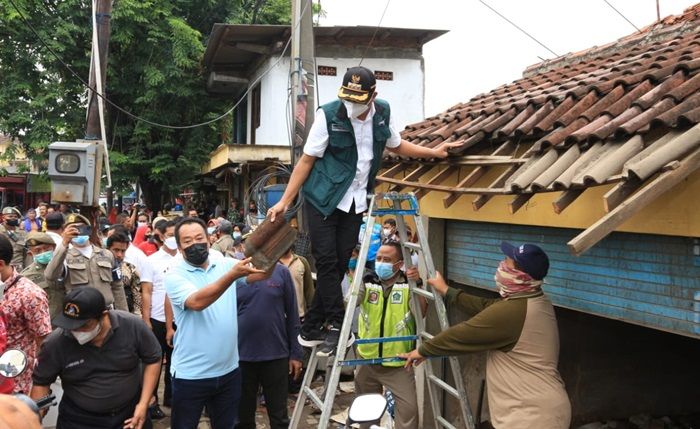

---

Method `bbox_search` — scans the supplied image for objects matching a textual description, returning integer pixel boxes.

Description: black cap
[338,66,376,103]
[500,242,550,280]
[46,212,65,230]
[53,287,106,330]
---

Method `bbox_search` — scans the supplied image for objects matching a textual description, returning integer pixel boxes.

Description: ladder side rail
[317,195,378,429]
[290,347,321,428]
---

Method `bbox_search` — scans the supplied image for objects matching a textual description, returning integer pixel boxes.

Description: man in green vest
[268,66,457,356]
[355,241,420,429]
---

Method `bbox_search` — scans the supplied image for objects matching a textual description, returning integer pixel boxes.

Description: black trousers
[57,393,152,429]
[151,318,173,404]
[236,359,290,429]
[304,201,363,327]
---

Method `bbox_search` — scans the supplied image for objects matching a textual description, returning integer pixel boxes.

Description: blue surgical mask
[72,235,90,246]
[207,227,216,235]
[348,258,357,271]
[102,237,108,248]
[232,231,242,240]
[34,250,53,265]
[375,262,396,280]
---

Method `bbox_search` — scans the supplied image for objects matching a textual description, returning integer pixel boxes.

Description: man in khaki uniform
[210,220,234,254]
[44,213,128,310]
[21,232,65,318]
[0,207,30,270]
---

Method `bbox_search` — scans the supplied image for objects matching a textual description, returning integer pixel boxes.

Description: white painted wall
[247,56,425,146]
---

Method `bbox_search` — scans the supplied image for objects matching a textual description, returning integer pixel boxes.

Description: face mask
[72,321,101,345]
[5,219,19,227]
[383,228,392,237]
[164,236,177,250]
[72,235,90,246]
[233,251,245,260]
[102,237,108,248]
[348,258,358,271]
[137,222,147,228]
[375,261,397,281]
[232,232,242,240]
[207,226,216,235]
[34,250,53,265]
[183,242,209,266]
[342,100,370,119]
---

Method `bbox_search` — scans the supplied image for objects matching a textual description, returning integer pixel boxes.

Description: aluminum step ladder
[290,192,476,429]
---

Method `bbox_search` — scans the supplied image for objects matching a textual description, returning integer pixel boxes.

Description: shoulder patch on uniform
[368,290,380,305]
[390,290,403,304]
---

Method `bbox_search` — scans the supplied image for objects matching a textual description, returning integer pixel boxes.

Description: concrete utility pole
[85,0,113,141]
[290,0,316,232]
[85,0,113,210]
[289,0,316,165]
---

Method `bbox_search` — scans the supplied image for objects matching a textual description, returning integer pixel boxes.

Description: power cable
[5,0,309,130]
[359,0,392,66]
[602,0,641,32]
[478,0,559,58]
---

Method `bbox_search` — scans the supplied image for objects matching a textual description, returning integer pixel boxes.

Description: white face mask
[383,228,392,237]
[72,321,102,345]
[137,222,147,228]
[342,100,370,119]
[164,236,178,250]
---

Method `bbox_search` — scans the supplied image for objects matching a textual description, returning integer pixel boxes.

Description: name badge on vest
[112,266,122,281]
[391,291,403,304]
[368,290,379,305]
[331,124,350,133]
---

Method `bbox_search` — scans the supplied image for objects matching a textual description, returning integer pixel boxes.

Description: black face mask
[183,243,209,266]
[5,219,19,227]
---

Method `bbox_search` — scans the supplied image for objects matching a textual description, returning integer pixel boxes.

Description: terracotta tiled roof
[379,4,700,255]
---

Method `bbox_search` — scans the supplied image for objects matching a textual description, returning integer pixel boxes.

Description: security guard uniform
[44,213,128,311]
[21,232,65,318]
[0,207,30,270]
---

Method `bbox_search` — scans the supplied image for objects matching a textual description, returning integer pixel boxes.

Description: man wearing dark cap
[268,66,460,356]
[401,242,571,429]
[44,213,128,311]
[30,287,162,429]
[0,206,30,270]
[45,212,65,246]
[21,232,64,317]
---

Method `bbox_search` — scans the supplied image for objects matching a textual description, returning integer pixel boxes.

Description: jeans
[304,201,363,327]
[150,318,174,404]
[236,359,290,429]
[171,368,241,429]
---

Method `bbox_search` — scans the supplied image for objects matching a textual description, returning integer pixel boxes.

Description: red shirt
[138,241,158,256]
[0,312,14,394]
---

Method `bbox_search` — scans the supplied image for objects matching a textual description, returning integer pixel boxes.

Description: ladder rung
[302,385,324,409]
[419,331,434,341]
[428,374,460,398]
[371,208,418,216]
[354,335,417,345]
[437,415,459,429]
[339,356,406,366]
[411,286,435,300]
[402,242,422,252]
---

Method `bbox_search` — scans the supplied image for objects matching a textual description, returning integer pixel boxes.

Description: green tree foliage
[0,0,294,210]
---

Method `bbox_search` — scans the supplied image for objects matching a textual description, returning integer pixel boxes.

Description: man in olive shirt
[31,287,161,429]
[0,206,30,270]
[44,213,128,310]
[21,232,64,317]
[401,242,571,429]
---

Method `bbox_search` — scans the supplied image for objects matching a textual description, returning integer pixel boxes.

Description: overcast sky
[319,0,698,117]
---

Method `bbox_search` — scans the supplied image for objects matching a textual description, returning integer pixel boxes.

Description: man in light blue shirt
[165,217,262,429]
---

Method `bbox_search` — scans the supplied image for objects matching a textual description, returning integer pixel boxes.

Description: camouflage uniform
[119,260,142,315]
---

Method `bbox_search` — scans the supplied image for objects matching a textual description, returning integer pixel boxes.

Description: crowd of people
[0,65,571,429]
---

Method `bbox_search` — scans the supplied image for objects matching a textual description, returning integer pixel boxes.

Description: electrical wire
[5,0,304,130]
[478,0,559,58]
[602,0,641,32]
[245,162,303,220]
[359,0,392,66]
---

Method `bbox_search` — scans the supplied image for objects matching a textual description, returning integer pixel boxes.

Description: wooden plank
[415,166,457,199]
[389,164,433,192]
[378,162,408,179]
[472,165,518,210]
[568,146,700,256]
[603,177,642,212]
[443,141,514,208]
[552,189,585,214]
[509,193,535,214]
[375,176,508,195]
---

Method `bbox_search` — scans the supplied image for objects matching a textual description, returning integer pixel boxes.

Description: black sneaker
[148,404,166,420]
[298,325,326,347]
[316,326,354,357]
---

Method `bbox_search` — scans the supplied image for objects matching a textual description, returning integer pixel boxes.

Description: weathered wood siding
[445,220,700,338]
